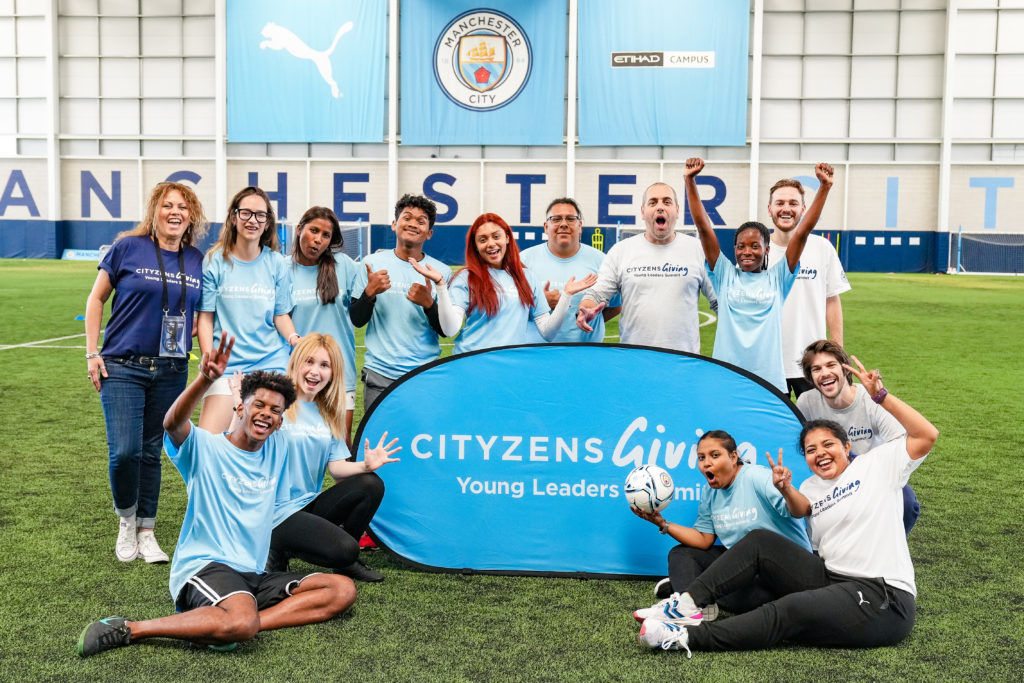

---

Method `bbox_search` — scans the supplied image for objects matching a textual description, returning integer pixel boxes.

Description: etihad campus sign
[433,9,532,111]
[357,344,809,577]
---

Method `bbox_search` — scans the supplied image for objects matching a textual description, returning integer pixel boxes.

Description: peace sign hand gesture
[765,448,792,492]
[844,355,883,398]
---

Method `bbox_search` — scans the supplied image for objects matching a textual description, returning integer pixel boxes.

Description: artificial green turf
[1,260,1022,681]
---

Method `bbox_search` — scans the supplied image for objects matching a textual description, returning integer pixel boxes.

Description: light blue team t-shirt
[362,250,453,380]
[449,267,551,354]
[290,256,365,393]
[708,253,797,392]
[519,243,620,343]
[201,247,293,374]
[273,401,349,526]
[164,425,290,602]
[693,464,811,551]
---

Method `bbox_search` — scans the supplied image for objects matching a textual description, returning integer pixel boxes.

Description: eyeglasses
[547,215,580,225]
[235,208,269,224]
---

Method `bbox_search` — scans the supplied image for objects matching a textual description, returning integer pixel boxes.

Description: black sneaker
[77,616,132,657]
[338,560,383,582]
[654,577,673,600]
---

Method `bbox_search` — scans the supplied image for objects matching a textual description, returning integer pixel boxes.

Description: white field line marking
[3,312,718,351]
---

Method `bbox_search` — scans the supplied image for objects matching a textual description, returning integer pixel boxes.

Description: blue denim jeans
[99,355,188,528]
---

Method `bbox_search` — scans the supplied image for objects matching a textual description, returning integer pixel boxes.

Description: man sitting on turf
[77,335,356,657]
[796,339,920,533]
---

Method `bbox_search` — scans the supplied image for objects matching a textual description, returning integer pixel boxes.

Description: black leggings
[667,545,774,615]
[685,529,915,651]
[269,472,384,571]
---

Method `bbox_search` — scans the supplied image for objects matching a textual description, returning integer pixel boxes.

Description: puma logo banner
[227,0,386,143]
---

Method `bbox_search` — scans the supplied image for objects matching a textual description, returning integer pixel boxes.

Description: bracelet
[200,368,214,382]
[871,387,888,404]
[659,522,671,535]
[288,333,300,343]
[85,352,101,359]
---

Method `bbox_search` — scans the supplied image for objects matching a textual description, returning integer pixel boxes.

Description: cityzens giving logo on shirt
[433,9,532,111]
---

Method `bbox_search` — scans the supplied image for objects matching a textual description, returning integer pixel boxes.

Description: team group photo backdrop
[1,0,1024,680]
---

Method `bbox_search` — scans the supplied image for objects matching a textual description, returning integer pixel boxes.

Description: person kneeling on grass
[78,336,360,657]
[636,356,937,656]
[631,430,811,623]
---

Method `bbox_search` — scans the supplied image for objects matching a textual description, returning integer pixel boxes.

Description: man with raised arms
[351,194,453,409]
[576,183,716,353]
[77,336,356,656]
[765,177,850,398]
[520,197,620,342]
[797,339,920,533]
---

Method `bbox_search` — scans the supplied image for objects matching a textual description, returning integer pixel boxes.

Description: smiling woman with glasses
[196,186,301,433]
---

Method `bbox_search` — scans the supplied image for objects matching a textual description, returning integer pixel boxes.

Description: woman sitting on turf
[683,157,833,393]
[636,356,938,656]
[239,333,400,582]
[631,430,810,622]
[408,212,597,353]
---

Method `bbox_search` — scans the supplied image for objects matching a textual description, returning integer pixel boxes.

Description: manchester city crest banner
[577,0,749,146]
[400,1,566,145]
[227,0,386,143]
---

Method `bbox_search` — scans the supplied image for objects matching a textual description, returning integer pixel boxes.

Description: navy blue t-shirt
[99,235,204,357]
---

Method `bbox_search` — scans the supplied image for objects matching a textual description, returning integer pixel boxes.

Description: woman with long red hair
[411,213,596,353]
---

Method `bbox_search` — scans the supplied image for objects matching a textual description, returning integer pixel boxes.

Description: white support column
[748,0,764,219]
[387,0,399,228]
[937,1,958,235]
[215,0,228,220]
[566,0,578,197]
[45,0,60,222]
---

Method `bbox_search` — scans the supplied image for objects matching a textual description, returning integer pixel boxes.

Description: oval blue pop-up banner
[355,344,808,578]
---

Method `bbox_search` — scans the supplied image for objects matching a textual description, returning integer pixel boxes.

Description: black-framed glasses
[235,208,269,224]
[547,215,580,225]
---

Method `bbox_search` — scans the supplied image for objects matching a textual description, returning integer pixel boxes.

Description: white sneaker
[115,516,137,562]
[136,530,169,564]
[639,619,692,657]
[633,591,704,625]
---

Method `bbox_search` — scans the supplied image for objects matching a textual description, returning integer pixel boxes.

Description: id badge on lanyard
[154,237,189,358]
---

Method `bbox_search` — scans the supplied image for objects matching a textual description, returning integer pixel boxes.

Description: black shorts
[175,561,319,613]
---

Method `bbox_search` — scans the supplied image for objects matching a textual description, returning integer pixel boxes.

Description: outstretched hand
[563,273,598,296]
[765,448,792,492]
[683,157,705,178]
[575,302,607,333]
[815,162,835,190]
[363,431,402,472]
[200,335,234,382]
[844,355,883,397]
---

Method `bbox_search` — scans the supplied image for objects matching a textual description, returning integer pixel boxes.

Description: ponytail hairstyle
[461,213,533,317]
[293,206,343,304]
[285,333,346,440]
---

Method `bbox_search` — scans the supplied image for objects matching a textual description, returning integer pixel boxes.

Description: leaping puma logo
[259,21,353,98]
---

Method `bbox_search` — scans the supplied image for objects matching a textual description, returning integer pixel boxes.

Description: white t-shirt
[799,438,925,596]
[797,385,905,455]
[585,233,715,353]
[767,234,850,379]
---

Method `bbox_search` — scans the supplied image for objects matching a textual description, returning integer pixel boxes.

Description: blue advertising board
[400,1,566,145]
[227,0,386,142]
[577,0,749,146]
[356,344,808,577]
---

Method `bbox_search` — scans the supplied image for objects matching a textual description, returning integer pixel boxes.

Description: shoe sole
[139,553,169,564]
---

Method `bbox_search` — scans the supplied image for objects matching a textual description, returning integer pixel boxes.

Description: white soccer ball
[624,465,675,514]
